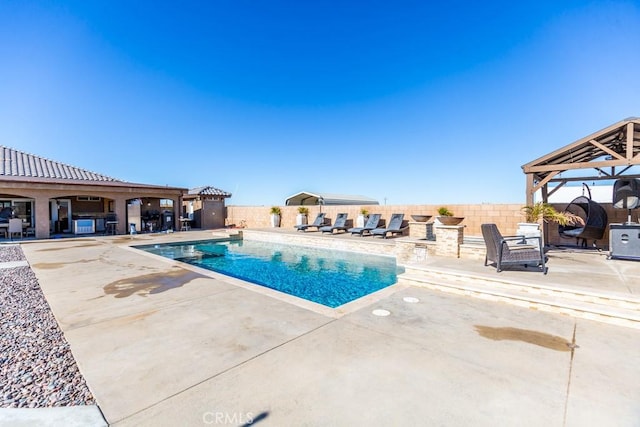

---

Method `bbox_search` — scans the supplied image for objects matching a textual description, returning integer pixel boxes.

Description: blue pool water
[136,239,403,308]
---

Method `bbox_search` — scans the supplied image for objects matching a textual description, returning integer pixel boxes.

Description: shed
[182,186,232,229]
[285,192,379,206]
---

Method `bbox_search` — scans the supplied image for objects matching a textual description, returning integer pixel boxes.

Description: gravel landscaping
[0,244,95,408]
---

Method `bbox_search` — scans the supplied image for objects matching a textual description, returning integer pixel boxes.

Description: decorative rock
[0,246,95,408]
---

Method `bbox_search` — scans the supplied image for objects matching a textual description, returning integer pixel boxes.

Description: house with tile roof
[182,186,232,229]
[0,146,187,239]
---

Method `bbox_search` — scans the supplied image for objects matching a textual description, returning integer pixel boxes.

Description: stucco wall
[0,184,183,239]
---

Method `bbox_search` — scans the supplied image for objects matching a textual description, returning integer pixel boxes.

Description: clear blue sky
[1,1,639,206]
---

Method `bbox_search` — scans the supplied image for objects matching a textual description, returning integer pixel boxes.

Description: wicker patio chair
[481,223,547,274]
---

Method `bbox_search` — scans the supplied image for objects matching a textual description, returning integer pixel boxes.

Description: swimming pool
[136,239,403,308]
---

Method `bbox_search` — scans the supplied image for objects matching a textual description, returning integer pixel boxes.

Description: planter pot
[270,214,281,228]
[436,216,464,226]
[356,214,368,228]
[296,214,307,226]
[517,222,541,233]
[411,215,432,223]
[517,222,542,248]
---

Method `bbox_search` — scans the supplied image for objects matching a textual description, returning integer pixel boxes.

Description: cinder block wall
[226,204,525,237]
[224,201,638,254]
[227,202,630,249]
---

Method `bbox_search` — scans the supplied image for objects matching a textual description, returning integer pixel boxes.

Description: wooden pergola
[522,117,640,205]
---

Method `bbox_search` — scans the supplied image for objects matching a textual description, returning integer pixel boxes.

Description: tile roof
[188,186,232,197]
[0,146,121,182]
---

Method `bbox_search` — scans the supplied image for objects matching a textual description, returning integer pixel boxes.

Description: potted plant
[356,208,369,228]
[296,206,309,226]
[521,202,581,226]
[518,202,584,247]
[436,207,464,226]
[270,206,282,228]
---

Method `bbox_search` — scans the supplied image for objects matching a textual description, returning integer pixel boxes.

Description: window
[77,196,101,202]
[12,200,33,223]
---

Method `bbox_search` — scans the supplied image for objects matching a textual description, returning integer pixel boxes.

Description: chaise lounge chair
[370,213,408,238]
[348,213,382,236]
[319,213,350,234]
[295,213,326,232]
[481,223,547,274]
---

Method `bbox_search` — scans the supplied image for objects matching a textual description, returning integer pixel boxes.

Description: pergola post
[525,173,535,205]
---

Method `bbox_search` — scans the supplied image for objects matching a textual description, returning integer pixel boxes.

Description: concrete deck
[9,230,640,426]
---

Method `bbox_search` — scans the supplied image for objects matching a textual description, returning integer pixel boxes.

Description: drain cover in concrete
[372,309,391,316]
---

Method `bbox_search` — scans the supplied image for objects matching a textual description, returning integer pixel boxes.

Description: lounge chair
[481,223,547,274]
[295,213,326,232]
[348,213,382,236]
[319,213,350,234]
[371,213,408,238]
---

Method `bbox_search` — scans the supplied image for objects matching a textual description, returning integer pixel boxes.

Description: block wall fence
[226,204,523,236]
[226,203,632,249]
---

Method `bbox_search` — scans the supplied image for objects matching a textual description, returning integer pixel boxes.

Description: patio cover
[522,117,640,205]
[0,145,187,239]
[285,191,379,206]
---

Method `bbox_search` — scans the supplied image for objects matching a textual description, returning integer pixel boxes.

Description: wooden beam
[589,139,625,160]
[527,159,633,173]
[547,180,567,197]
[522,119,632,169]
[530,171,560,194]
[547,172,640,183]
[627,122,634,160]
[526,174,533,205]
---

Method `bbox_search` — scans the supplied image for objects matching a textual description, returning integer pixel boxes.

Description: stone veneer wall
[434,226,464,257]
[241,230,398,258]
[242,229,444,264]
[241,228,472,263]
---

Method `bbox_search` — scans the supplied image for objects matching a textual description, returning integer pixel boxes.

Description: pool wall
[241,229,424,264]
[238,228,490,264]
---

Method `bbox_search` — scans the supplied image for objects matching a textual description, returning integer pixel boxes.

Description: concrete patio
[7,229,640,426]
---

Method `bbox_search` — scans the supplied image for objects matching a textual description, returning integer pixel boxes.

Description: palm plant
[270,206,282,216]
[522,202,583,226]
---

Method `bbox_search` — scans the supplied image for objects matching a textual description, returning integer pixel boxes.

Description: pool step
[398,266,640,329]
